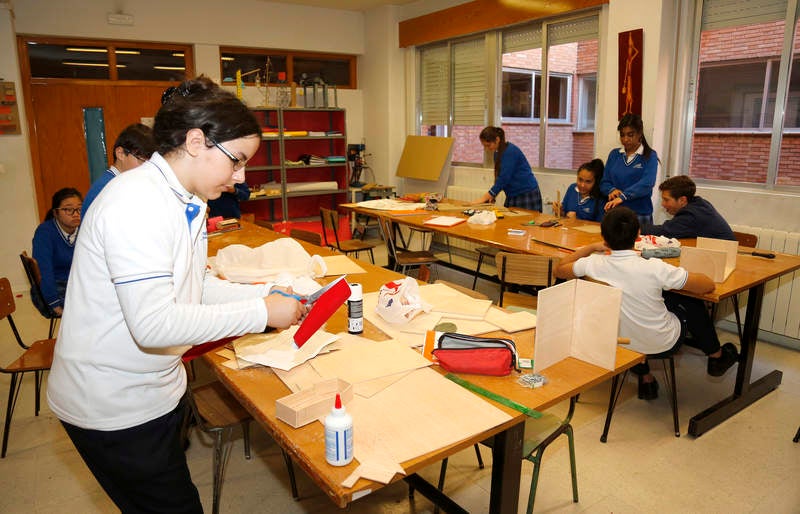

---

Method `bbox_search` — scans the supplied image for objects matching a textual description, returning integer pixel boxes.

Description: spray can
[324,393,353,466]
[347,283,363,334]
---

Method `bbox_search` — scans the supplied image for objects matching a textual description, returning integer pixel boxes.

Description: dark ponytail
[479,126,509,179]
[578,158,605,200]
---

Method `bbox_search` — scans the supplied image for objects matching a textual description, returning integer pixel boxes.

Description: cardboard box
[534,279,622,373]
[275,378,353,428]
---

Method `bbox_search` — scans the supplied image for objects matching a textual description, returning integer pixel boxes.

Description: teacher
[471,126,541,211]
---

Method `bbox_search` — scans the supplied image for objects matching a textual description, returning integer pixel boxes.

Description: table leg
[688,283,783,436]
[489,421,524,514]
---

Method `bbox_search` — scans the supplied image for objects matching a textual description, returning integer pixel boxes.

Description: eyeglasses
[209,139,247,171]
[57,207,82,216]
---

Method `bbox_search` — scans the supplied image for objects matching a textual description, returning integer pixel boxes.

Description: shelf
[285,163,347,170]
[285,188,348,198]
[246,165,282,172]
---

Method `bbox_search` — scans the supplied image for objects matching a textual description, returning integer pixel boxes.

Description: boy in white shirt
[555,207,739,399]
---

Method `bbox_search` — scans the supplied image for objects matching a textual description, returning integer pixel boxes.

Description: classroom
[1,0,799,513]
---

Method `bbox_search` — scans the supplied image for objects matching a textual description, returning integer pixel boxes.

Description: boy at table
[555,207,739,399]
[641,176,735,241]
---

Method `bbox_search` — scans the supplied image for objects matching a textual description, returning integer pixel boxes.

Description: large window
[220,47,357,88]
[418,14,599,170]
[688,0,800,186]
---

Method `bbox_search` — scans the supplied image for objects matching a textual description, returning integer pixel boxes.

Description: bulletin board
[395,135,453,181]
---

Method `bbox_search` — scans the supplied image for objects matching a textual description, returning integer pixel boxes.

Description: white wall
[1,0,366,290]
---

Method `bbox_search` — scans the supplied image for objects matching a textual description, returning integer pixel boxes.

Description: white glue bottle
[347,283,363,335]
[324,393,353,466]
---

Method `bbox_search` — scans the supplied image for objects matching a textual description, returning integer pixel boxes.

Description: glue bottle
[324,393,353,466]
[347,283,363,335]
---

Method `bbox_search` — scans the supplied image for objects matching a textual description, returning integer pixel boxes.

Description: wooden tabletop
[204,221,644,508]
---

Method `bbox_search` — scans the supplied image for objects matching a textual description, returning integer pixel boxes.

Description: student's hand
[263,295,307,329]
[608,189,623,200]
[565,211,577,219]
[53,306,63,316]
[604,197,623,211]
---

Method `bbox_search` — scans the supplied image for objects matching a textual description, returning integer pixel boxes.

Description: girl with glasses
[31,187,82,317]
[48,76,306,513]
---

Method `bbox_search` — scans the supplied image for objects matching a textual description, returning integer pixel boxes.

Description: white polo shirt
[48,152,270,431]
[572,250,688,355]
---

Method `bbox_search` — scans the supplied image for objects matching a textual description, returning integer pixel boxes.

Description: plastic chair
[0,277,56,458]
[601,347,681,441]
[19,251,60,338]
[426,396,579,514]
[290,228,322,247]
[376,216,439,279]
[495,252,556,310]
[320,207,377,263]
[185,379,300,513]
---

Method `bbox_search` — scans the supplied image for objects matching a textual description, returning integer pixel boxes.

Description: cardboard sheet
[484,307,537,332]
[419,283,493,320]
[309,334,432,385]
[322,255,367,276]
[232,327,339,371]
[534,279,621,372]
[680,237,738,282]
[573,224,602,234]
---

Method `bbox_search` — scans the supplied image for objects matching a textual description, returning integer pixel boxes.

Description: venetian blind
[548,16,599,45]
[420,43,450,126]
[702,0,787,30]
[502,23,543,53]
[453,38,486,126]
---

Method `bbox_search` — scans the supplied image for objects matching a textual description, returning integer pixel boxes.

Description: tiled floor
[2,245,799,513]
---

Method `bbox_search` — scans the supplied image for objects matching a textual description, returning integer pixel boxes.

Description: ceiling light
[154,65,186,70]
[62,62,127,68]
[66,47,108,53]
[115,50,141,55]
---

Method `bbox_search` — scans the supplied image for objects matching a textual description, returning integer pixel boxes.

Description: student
[601,114,659,225]
[208,181,250,219]
[471,126,542,211]
[31,187,82,316]
[555,207,739,399]
[641,175,735,240]
[553,158,606,221]
[81,123,156,217]
[47,76,306,513]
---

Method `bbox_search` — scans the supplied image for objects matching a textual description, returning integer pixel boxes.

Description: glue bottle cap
[334,393,342,410]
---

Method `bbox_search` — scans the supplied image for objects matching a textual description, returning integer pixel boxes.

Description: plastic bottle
[324,393,353,466]
[347,283,363,335]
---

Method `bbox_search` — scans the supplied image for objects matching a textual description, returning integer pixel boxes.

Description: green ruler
[445,374,542,419]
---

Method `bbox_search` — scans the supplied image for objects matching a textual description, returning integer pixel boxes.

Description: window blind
[548,16,599,45]
[453,38,486,126]
[502,23,543,53]
[702,0,787,30]
[420,44,450,126]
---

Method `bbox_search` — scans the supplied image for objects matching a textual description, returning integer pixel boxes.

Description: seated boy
[555,207,739,399]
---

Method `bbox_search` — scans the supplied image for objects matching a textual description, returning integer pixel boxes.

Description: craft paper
[484,307,537,332]
[423,215,467,227]
[419,283,493,320]
[322,255,367,276]
[233,327,339,371]
[680,237,738,282]
[534,279,621,372]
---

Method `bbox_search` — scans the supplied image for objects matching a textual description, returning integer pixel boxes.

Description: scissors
[269,276,347,306]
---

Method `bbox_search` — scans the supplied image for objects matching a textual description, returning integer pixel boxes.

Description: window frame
[576,73,597,131]
[219,46,357,89]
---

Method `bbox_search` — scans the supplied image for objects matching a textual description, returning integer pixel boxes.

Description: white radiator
[444,186,485,253]
[727,224,800,340]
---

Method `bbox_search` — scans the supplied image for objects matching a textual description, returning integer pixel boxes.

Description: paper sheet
[322,255,367,276]
[484,307,537,332]
[233,327,339,371]
[419,283,493,319]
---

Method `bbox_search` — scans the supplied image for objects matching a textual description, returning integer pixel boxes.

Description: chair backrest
[187,380,251,432]
[0,277,17,320]
[495,252,557,289]
[376,215,400,261]
[290,228,322,247]
[20,251,56,319]
[733,231,758,248]
[319,207,343,250]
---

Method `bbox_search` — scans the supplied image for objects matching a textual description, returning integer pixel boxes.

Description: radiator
[727,224,800,340]
[444,186,485,253]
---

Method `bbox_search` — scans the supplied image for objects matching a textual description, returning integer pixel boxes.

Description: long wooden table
[340,203,800,437]
[204,221,644,512]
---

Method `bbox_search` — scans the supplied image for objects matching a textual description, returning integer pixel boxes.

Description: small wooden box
[275,378,353,428]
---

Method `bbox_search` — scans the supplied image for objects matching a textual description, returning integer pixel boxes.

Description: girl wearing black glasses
[31,187,82,317]
[48,76,305,513]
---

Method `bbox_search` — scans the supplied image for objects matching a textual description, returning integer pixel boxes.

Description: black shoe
[638,377,659,400]
[707,343,739,377]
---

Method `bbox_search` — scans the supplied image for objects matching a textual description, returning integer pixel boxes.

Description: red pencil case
[432,333,519,376]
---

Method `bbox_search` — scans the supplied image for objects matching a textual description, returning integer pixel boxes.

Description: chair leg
[368,248,375,264]
[432,457,449,514]
[472,252,486,290]
[663,357,680,437]
[48,318,57,339]
[34,370,43,416]
[2,372,21,458]
[211,428,234,514]
[242,421,251,459]
[600,372,626,443]
[794,426,800,443]
[473,443,484,469]
[525,447,545,514]
[281,449,300,500]
[566,424,579,503]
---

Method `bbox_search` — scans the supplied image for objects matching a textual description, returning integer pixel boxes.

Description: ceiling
[257,0,419,11]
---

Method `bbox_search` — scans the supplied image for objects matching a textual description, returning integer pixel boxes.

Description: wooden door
[28,83,163,218]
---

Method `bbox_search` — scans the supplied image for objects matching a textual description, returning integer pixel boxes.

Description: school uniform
[489,142,542,211]
[82,166,120,217]
[561,184,605,222]
[48,152,272,512]
[31,218,76,314]
[641,196,735,240]
[600,145,658,224]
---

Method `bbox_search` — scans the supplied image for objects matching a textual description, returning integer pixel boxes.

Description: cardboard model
[680,237,738,282]
[534,279,622,373]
